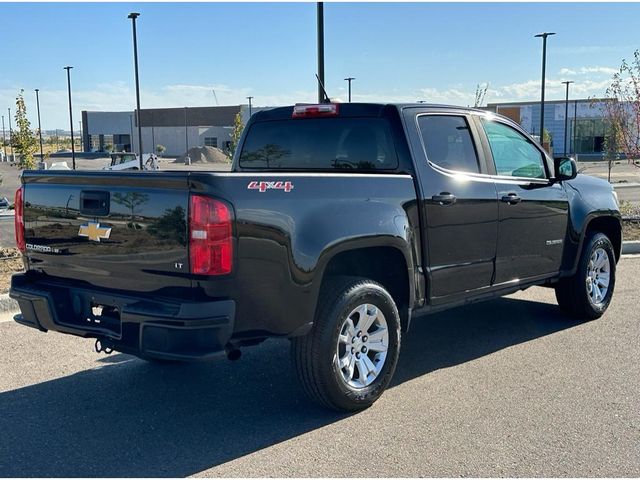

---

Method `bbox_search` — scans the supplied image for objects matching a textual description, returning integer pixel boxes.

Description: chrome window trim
[427,159,551,186]
[414,112,488,177]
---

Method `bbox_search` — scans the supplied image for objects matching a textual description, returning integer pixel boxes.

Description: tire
[555,232,616,320]
[291,277,401,412]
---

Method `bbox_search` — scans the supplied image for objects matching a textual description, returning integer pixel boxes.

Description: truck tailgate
[21,171,191,296]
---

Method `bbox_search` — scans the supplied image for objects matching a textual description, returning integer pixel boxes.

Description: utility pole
[317,2,325,103]
[35,89,44,161]
[151,110,155,153]
[344,77,355,102]
[8,108,13,163]
[1,115,6,161]
[128,12,144,169]
[184,107,188,153]
[535,32,555,147]
[246,96,253,117]
[561,81,574,156]
[129,114,134,152]
[63,66,76,169]
[573,100,578,157]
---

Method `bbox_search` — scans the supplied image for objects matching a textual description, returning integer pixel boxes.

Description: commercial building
[81,105,262,156]
[485,98,614,158]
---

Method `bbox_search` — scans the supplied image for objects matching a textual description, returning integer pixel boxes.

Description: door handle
[501,193,521,205]
[431,193,457,205]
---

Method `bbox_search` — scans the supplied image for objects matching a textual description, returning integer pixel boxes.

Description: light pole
[128,12,143,169]
[34,89,44,161]
[129,114,134,152]
[344,77,355,102]
[184,107,188,153]
[561,80,574,156]
[574,99,578,157]
[535,32,555,147]
[246,96,253,117]
[1,115,6,161]
[63,66,76,169]
[317,2,325,103]
[8,108,13,163]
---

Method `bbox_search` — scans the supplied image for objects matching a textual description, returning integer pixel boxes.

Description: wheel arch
[565,213,622,276]
[315,244,415,332]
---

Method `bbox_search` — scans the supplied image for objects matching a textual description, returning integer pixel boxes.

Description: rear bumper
[9,273,235,361]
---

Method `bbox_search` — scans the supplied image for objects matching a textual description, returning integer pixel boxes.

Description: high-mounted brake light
[189,195,233,276]
[292,103,339,118]
[14,187,25,252]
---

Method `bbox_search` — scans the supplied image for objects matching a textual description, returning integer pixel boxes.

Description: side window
[481,119,547,179]
[417,115,479,173]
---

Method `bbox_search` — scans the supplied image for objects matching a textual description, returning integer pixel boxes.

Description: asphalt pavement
[0,258,638,477]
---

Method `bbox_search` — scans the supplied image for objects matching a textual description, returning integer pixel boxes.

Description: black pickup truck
[11,103,622,411]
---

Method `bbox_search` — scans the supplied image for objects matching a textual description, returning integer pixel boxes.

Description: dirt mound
[175,146,229,164]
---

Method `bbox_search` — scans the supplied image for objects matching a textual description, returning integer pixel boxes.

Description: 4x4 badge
[78,222,112,242]
[247,181,294,193]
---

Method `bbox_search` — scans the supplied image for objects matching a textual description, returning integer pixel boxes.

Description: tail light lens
[292,103,339,118]
[14,187,25,252]
[189,195,233,275]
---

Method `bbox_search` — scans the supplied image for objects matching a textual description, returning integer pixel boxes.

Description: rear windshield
[239,117,398,170]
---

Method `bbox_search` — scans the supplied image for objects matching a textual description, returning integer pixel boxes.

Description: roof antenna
[315,74,331,103]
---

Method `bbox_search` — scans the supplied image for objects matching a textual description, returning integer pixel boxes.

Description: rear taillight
[14,187,25,252]
[189,195,233,275]
[292,103,339,118]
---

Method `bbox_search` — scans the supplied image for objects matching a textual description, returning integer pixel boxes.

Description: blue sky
[0,2,638,129]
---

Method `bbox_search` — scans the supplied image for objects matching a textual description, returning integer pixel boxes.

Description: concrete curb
[612,183,640,189]
[0,293,17,314]
[622,241,640,255]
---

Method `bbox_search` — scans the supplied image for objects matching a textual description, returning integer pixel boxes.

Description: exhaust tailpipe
[226,348,241,361]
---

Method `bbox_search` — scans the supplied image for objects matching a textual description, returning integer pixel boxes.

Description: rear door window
[239,118,398,170]
[417,115,480,173]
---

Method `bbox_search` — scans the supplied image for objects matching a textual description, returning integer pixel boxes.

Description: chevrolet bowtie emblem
[78,222,112,242]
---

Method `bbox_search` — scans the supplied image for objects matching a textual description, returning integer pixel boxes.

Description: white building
[81,105,269,157]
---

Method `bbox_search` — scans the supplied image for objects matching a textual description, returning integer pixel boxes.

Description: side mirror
[554,157,577,181]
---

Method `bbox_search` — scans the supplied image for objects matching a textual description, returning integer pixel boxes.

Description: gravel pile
[175,146,229,164]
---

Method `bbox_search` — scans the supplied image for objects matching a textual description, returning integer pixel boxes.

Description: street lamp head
[561,80,575,85]
[35,88,39,93]
[344,77,355,81]
[535,32,556,38]
[63,66,73,71]
[128,12,140,19]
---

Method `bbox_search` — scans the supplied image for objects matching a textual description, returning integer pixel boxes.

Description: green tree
[13,90,37,169]
[227,112,244,161]
[156,144,166,156]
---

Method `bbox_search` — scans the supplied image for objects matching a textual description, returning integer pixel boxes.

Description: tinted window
[239,118,397,170]
[481,119,547,179]
[418,115,479,173]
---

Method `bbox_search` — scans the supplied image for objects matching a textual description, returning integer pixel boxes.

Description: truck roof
[252,103,488,122]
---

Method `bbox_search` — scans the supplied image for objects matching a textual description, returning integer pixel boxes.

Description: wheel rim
[335,303,389,389]
[586,247,611,307]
